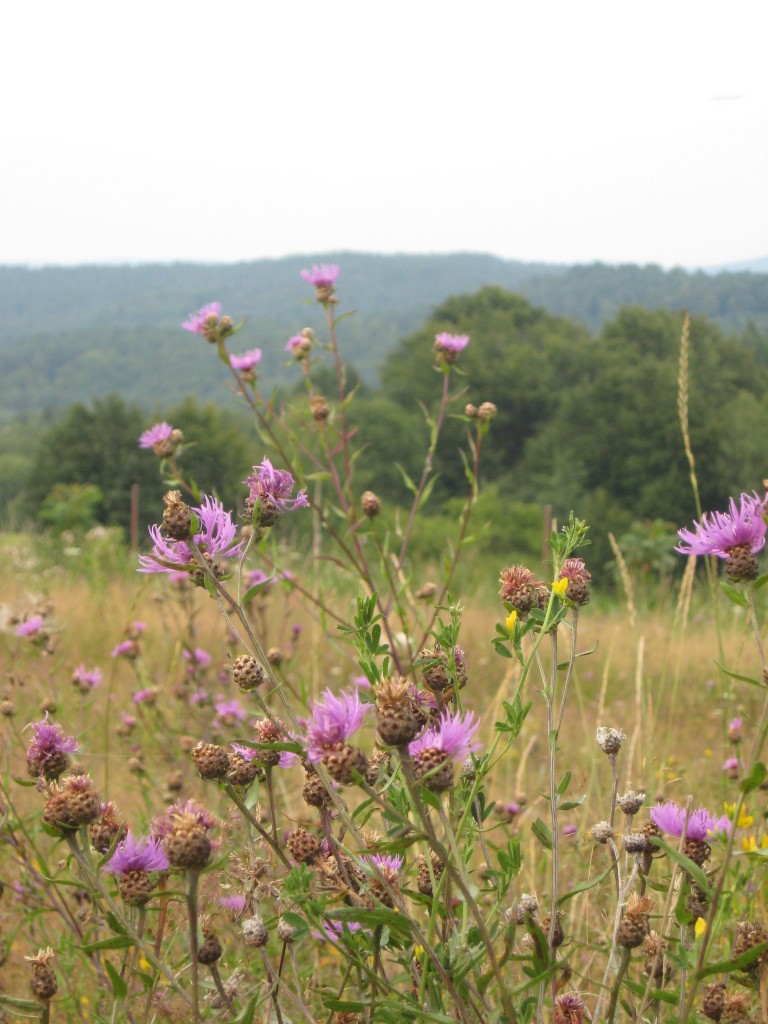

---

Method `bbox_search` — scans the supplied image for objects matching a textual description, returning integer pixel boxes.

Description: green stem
[606,947,632,1024]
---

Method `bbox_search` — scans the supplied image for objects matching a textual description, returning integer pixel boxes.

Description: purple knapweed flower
[434,332,470,354]
[72,664,102,690]
[676,492,766,558]
[111,639,138,658]
[368,853,404,878]
[723,757,740,778]
[133,688,158,705]
[408,709,481,763]
[244,459,309,523]
[728,717,743,742]
[246,569,274,589]
[231,741,297,769]
[152,799,217,840]
[182,301,222,335]
[285,334,305,353]
[138,422,173,450]
[300,264,339,289]
[138,495,243,575]
[25,715,78,773]
[650,800,719,840]
[103,832,169,875]
[311,919,361,943]
[351,674,371,690]
[190,688,209,706]
[562,824,578,837]
[129,621,146,636]
[304,689,370,762]
[16,616,44,638]
[183,648,212,669]
[214,698,248,724]
[219,893,246,913]
[229,348,262,372]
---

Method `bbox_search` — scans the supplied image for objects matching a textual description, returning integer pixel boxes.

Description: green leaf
[714,660,764,688]
[322,999,370,1013]
[696,940,768,979]
[328,906,413,934]
[279,911,309,938]
[720,581,748,607]
[82,935,135,953]
[105,958,128,999]
[558,797,585,811]
[622,978,677,1004]
[649,837,711,896]
[234,995,258,1024]
[531,818,553,851]
[242,578,275,603]
[0,994,43,1011]
[752,573,768,591]
[556,771,572,795]
[740,762,767,793]
[557,865,612,904]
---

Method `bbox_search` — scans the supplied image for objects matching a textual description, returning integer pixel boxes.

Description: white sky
[3,0,766,269]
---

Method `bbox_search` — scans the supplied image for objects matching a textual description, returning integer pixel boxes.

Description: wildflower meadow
[2,266,768,1024]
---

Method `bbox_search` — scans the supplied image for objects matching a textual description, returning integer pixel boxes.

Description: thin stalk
[187,872,200,1024]
[208,964,235,1016]
[224,782,292,869]
[606,947,632,1024]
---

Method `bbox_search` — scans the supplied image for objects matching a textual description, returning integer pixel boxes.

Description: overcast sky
[3,1,766,269]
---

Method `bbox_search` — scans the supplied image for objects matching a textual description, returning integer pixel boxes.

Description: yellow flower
[738,809,754,829]
[695,917,707,938]
[552,578,569,598]
[744,835,758,852]
[505,610,518,633]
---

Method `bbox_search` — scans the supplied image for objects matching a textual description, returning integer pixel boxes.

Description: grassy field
[1,536,767,1023]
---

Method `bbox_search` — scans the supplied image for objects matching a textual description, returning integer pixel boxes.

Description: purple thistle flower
[219,894,246,913]
[408,709,480,763]
[72,664,102,690]
[190,687,209,706]
[133,688,158,705]
[304,689,370,762]
[728,717,743,742]
[152,799,217,840]
[183,647,212,669]
[231,741,297,769]
[311,919,361,943]
[138,422,173,449]
[300,264,339,289]
[351,674,371,690]
[16,616,44,638]
[214,698,248,723]
[434,332,470,354]
[676,492,766,558]
[138,494,242,575]
[130,621,146,636]
[650,800,719,840]
[103,832,169,875]
[182,301,222,334]
[26,715,78,767]
[111,639,138,658]
[723,756,740,774]
[285,334,305,353]
[244,459,309,517]
[368,853,404,879]
[229,348,262,372]
[562,824,578,837]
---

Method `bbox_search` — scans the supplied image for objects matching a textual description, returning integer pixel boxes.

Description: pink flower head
[73,664,102,690]
[304,689,370,762]
[728,717,743,742]
[138,494,242,575]
[214,698,247,724]
[676,492,766,558]
[103,832,169,875]
[129,621,146,636]
[183,647,212,669]
[231,740,297,769]
[25,715,78,768]
[152,799,217,840]
[408,708,481,763]
[285,334,305,353]
[351,674,371,690]
[562,824,578,837]
[246,569,273,588]
[182,301,222,335]
[300,264,339,289]
[138,422,173,450]
[111,639,138,658]
[219,893,246,913]
[244,459,309,520]
[229,348,262,372]
[312,919,361,943]
[133,688,158,705]
[434,332,470,354]
[16,616,44,638]
[368,853,404,881]
[723,756,740,773]
[650,800,719,841]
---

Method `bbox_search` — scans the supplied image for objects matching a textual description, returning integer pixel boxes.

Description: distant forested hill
[2,252,767,420]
